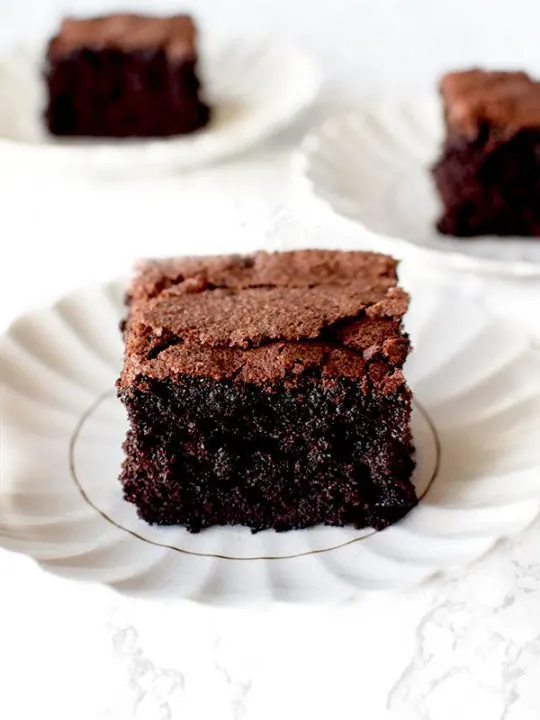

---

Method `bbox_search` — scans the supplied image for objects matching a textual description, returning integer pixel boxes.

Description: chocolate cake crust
[440,69,540,140]
[118,250,416,533]
[49,14,196,60]
[120,251,409,389]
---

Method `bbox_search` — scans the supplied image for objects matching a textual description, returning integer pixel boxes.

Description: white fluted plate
[0,34,320,171]
[1,279,539,603]
[296,101,540,276]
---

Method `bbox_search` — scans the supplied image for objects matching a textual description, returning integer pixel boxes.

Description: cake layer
[117,249,416,533]
[45,14,210,138]
[119,375,416,532]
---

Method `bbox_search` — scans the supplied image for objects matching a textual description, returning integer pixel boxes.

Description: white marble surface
[0,519,538,719]
[1,1,540,718]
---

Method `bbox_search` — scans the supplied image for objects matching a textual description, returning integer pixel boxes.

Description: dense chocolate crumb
[119,375,416,533]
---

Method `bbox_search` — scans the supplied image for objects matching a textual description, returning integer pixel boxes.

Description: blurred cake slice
[45,14,210,137]
[432,69,540,237]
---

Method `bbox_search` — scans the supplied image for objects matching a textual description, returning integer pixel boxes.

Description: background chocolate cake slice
[432,69,540,237]
[45,14,210,137]
[117,250,416,533]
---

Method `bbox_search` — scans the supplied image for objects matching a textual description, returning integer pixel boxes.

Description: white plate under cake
[0,29,320,171]
[1,269,539,603]
[296,100,540,276]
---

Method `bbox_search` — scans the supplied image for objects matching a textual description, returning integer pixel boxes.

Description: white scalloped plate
[1,279,540,603]
[0,34,320,171]
[295,100,540,276]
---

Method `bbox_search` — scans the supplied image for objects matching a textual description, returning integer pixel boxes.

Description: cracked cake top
[119,250,410,393]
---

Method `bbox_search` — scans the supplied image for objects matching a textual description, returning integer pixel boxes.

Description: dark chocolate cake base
[45,49,210,138]
[433,128,540,237]
[119,375,416,533]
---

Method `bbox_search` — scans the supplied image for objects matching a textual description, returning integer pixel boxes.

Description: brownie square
[45,14,210,137]
[117,251,416,533]
[432,69,540,237]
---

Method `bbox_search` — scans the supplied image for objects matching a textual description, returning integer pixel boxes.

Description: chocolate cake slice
[45,14,210,137]
[432,69,540,237]
[117,250,416,533]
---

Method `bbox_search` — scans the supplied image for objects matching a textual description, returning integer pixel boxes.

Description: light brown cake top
[48,14,197,60]
[130,250,400,303]
[440,69,540,138]
[119,250,410,393]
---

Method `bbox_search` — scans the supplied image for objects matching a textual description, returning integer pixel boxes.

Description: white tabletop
[1,2,539,719]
